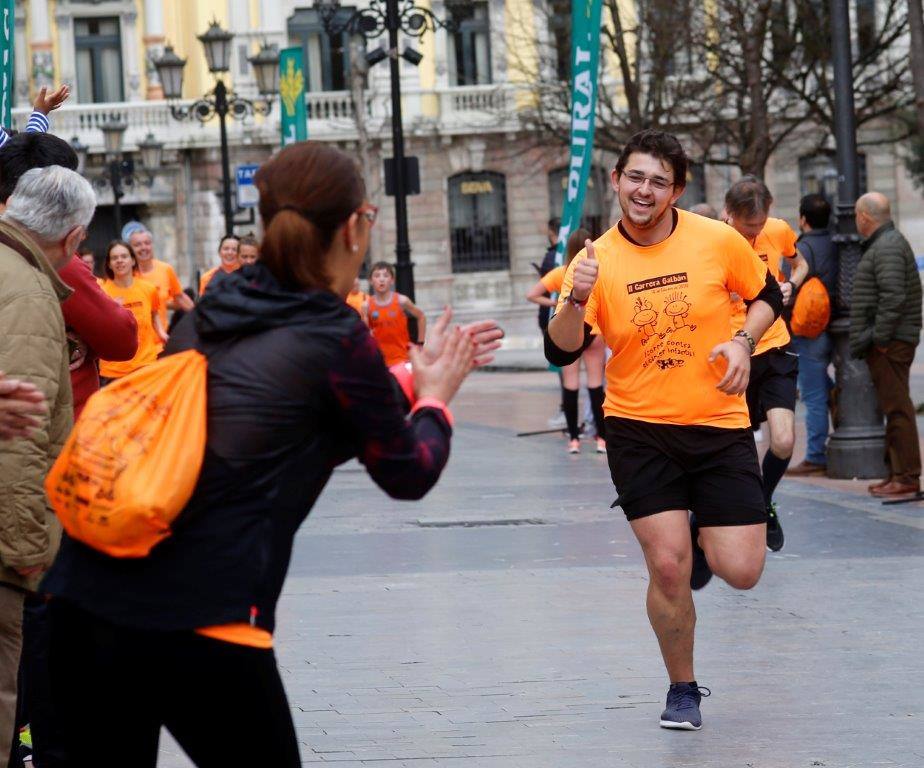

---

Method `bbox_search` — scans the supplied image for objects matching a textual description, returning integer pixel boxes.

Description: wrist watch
[733,329,756,354]
[565,293,588,310]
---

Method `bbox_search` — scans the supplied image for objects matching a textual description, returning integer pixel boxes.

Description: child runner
[367,261,426,365]
[527,228,606,454]
[98,240,168,382]
[346,276,369,324]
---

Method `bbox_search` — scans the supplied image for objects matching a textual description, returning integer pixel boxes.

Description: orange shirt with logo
[369,293,411,366]
[730,217,798,356]
[557,209,771,429]
[98,279,163,378]
[136,259,183,327]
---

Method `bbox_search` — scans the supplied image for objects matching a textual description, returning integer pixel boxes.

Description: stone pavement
[159,370,924,767]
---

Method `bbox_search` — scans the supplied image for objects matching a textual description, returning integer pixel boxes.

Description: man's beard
[622,199,670,231]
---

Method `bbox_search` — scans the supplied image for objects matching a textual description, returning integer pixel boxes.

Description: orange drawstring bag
[45,349,207,558]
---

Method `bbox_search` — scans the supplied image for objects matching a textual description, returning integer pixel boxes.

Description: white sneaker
[547,411,567,429]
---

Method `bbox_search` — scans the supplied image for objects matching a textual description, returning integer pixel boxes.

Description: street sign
[236,163,260,209]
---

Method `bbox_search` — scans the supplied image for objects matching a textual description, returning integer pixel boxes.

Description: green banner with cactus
[0,0,14,129]
[279,47,307,146]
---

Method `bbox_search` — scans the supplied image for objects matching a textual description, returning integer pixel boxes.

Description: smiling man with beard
[545,130,783,731]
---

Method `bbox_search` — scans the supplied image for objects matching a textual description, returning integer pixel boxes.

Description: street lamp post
[314,0,464,301]
[824,0,887,478]
[154,23,280,236]
[101,119,127,236]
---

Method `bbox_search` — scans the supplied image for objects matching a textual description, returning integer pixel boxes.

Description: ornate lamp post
[100,119,128,236]
[825,0,887,478]
[154,23,280,236]
[313,0,465,301]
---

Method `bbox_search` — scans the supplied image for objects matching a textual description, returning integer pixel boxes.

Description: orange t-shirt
[730,217,798,356]
[540,265,567,294]
[199,264,239,296]
[557,209,771,428]
[98,279,163,378]
[369,293,411,366]
[136,259,183,327]
[346,289,368,316]
[195,623,273,649]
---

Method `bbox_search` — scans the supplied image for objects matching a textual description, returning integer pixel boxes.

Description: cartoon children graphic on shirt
[632,297,659,345]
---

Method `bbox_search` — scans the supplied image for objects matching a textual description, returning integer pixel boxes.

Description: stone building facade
[10,0,922,350]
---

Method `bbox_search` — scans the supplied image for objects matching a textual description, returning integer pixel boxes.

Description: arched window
[448,172,510,273]
[548,166,607,238]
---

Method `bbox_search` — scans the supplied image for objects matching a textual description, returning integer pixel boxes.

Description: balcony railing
[11,85,521,152]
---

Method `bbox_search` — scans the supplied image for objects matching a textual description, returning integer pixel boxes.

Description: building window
[448,2,492,86]
[287,7,356,92]
[449,172,509,273]
[548,166,607,239]
[799,151,867,204]
[676,162,706,210]
[855,0,876,55]
[548,0,570,82]
[75,17,124,103]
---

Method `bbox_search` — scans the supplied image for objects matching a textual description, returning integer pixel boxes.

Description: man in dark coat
[849,192,923,497]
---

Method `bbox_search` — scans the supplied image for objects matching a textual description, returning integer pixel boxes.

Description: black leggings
[47,600,300,768]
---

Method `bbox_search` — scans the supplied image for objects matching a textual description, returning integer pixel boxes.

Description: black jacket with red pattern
[44,263,451,633]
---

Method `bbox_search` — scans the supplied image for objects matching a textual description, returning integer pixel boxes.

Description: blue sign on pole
[236,163,260,209]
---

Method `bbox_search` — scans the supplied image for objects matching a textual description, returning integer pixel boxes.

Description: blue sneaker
[660,682,711,730]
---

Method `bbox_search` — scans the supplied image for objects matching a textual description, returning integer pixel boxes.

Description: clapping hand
[421,307,504,369]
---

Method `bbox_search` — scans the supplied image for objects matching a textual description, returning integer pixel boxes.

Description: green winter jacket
[849,223,922,359]
[0,221,73,592]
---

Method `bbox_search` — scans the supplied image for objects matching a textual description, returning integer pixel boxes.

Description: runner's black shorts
[745,345,799,428]
[605,416,767,526]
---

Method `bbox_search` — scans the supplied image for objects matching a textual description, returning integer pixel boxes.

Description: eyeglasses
[622,171,674,192]
[357,203,378,225]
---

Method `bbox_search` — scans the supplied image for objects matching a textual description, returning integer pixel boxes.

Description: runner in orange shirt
[238,233,260,266]
[127,223,194,327]
[200,235,241,296]
[724,177,809,552]
[98,240,168,381]
[345,276,369,324]
[367,261,426,366]
[527,228,606,454]
[547,130,784,731]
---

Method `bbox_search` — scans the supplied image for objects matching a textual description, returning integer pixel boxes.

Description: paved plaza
[160,369,924,767]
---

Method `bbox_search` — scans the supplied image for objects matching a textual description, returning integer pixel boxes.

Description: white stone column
[143,0,166,99]
[53,6,75,94]
[122,8,141,100]
[14,5,29,106]
[30,0,54,92]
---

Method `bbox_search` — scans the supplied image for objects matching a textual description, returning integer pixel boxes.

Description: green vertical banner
[279,47,307,146]
[0,0,14,129]
[555,0,603,266]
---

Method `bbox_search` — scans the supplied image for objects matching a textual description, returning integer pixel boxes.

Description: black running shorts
[745,346,799,428]
[605,416,767,526]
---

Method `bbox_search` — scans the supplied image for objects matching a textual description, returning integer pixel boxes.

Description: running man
[724,177,809,551]
[346,276,369,324]
[367,261,426,365]
[546,130,783,731]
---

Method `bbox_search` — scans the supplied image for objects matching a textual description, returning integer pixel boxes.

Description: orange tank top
[369,293,411,366]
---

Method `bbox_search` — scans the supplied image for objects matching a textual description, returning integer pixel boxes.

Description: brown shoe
[867,477,892,493]
[869,480,920,498]
[786,460,827,477]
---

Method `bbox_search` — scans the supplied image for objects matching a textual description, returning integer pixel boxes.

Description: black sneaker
[766,502,784,552]
[660,682,711,730]
[689,513,712,590]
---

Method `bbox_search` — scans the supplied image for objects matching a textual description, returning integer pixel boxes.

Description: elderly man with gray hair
[0,164,96,762]
[850,192,923,498]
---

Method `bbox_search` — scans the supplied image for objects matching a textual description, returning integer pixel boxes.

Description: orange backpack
[45,349,207,557]
[790,276,831,339]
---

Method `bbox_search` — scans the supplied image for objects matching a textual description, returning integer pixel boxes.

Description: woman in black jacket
[43,142,502,767]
